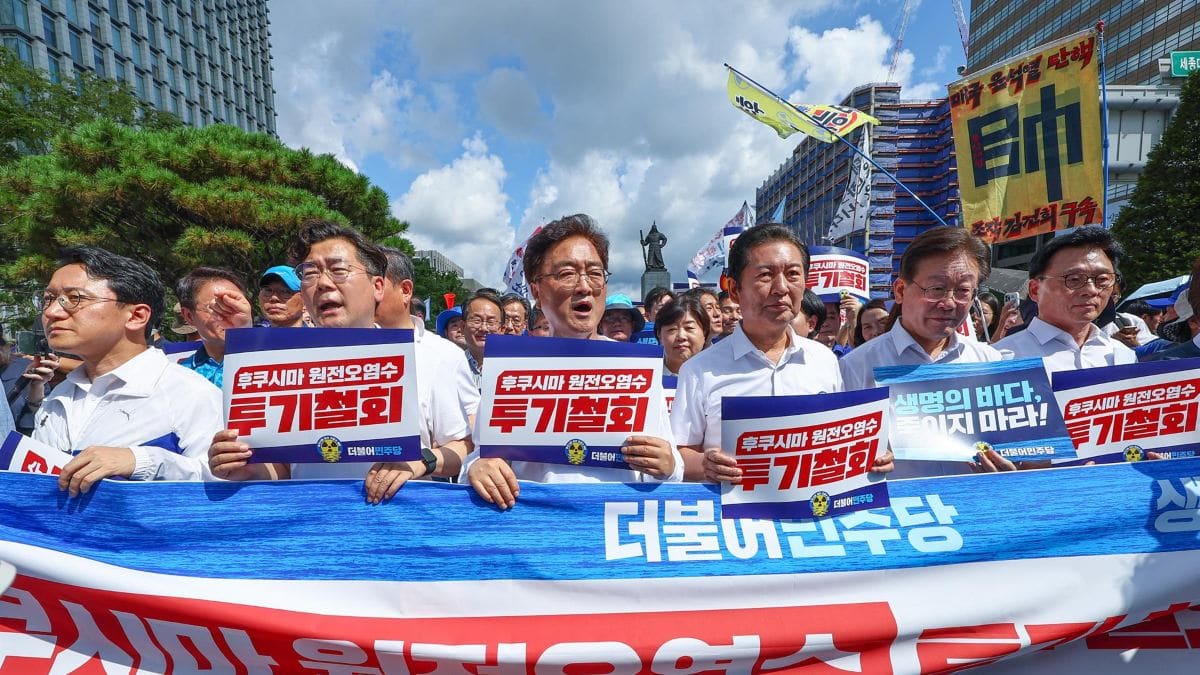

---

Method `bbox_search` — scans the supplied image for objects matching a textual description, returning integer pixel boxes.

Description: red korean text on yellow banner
[948,29,1104,244]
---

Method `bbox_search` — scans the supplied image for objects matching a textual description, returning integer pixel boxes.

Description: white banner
[827,131,872,243]
[221,327,421,464]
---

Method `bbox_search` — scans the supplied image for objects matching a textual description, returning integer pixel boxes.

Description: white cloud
[269,0,953,293]
[786,15,947,104]
[392,133,515,284]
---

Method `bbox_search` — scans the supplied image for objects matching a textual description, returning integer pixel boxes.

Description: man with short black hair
[463,290,505,387]
[995,226,1135,373]
[209,223,475,503]
[176,267,254,387]
[673,224,893,482]
[465,214,682,509]
[717,291,739,337]
[643,287,674,324]
[500,294,530,335]
[25,247,222,494]
[792,289,826,339]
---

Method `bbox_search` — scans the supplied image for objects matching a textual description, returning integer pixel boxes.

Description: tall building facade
[757,84,959,298]
[1,0,275,134]
[414,250,465,278]
[967,0,1199,85]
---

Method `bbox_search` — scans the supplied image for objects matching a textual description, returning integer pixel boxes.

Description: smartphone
[15,331,49,356]
[1114,314,1133,329]
[1004,291,1020,306]
[15,331,36,356]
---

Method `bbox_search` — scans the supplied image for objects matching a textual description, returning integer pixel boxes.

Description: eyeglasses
[294,263,367,287]
[37,290,121,313]
[465,317,502,330]
[1039,272,1116,291]
[910,281,977,303]
[503,315,527,328]
[259,286,296,299]
[534,267,611,288]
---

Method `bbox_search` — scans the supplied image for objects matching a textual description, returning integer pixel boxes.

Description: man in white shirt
[465,214,683,509]
[369,246,480,501]
[25,247,222,496]
[838,226,1002,477]
[672,224,893,483]
[207,222,474,501]
[994,226,1135,373]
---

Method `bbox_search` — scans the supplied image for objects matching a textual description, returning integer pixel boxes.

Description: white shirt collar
[65,348,162,398]
[727,323,804,363]
[1028,316,1102,347]
[888,320,964,359]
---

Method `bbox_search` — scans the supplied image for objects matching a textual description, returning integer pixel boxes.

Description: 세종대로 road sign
[1171,51,1200,77]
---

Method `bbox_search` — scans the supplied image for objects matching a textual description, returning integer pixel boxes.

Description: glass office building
[967,0,1198,85]
[1,0,275,134]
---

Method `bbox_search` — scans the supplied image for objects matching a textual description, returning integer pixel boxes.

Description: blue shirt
[180,344,223,388]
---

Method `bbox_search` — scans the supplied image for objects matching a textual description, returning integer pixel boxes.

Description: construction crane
[886,0,915,83]
[951,0,971,63]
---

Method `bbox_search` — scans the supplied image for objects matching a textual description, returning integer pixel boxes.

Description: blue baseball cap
[604,294,646,336]
[436,307,463,338]
[260,265,301,292]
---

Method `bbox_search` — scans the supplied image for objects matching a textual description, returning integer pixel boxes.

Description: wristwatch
[420,447,438,478]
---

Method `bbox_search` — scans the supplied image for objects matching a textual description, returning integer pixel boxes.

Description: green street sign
[1171,51,1200,77]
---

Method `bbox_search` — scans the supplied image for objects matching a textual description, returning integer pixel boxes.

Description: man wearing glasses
[994,226,1135,373]
[465,214,683,510]
[500,294,530,335]
[208,222,474,504]
[838,226,1002,476]
[840,226,1002,392]
[24,248,223,495]
[257,265,308,328]
[462,291,505,388]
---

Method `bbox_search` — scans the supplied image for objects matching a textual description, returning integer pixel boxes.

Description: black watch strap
[420,447,438,477]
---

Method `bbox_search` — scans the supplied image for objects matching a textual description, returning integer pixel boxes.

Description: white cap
[1176,287,1195,322]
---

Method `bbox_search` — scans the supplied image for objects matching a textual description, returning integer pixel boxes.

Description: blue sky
[269,0,964,295]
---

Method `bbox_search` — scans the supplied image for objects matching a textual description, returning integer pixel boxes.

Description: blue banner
[876,358,1075,463]
[2,461,1200,673]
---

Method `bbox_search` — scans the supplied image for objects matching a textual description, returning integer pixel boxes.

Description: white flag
[826,133,872,243]
[687,202,754,278]
[503,226,543,301]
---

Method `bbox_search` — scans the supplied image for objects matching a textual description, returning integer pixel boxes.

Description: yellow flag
[727,67,879,143]
[949,29,1104,244]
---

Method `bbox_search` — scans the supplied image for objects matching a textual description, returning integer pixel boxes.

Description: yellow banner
[949,30,1104,244]
[727,68,878,143]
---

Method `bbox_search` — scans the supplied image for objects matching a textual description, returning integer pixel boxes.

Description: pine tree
[0,121,409,290]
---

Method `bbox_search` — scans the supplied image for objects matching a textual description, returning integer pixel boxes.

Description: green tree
[0,47,179,165]
[412,256,468,317]
[0,120,409,290]
[1112,70,1200,291]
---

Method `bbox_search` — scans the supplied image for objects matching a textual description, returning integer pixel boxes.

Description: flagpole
[726,64,951,229]
[1097,21,1110,228]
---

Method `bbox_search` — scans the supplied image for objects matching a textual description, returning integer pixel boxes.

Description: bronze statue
[640,222,667,271]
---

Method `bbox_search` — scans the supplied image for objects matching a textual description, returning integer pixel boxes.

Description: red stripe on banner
[0,575,901,673]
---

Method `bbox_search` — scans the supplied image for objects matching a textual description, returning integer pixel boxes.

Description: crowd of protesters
[4,215,1196,504]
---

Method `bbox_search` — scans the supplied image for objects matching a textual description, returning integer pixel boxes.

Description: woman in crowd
[654,296,710,375]
[853,298,890,346]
